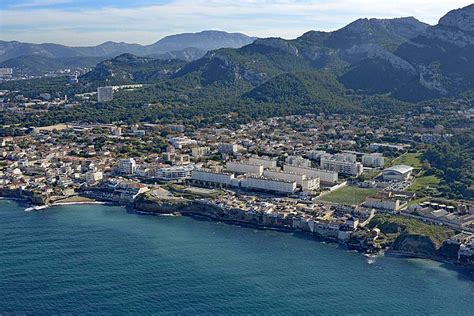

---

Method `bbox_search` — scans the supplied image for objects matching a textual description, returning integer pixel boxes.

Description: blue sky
[0,0,173,10]
[0,0,472,46]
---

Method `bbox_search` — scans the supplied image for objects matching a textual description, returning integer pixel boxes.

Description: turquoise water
[1,199,473,314]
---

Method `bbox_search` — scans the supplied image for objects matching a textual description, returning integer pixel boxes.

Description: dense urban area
[3,3,474,315]
[0,77,473,267]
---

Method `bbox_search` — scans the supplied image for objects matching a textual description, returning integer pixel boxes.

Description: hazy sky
[0,0,472,46]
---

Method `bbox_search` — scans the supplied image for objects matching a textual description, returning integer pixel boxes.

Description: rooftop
[384,164,414,174]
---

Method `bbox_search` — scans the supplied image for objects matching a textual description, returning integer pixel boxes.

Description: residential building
[168,124,185,132]
[218,143,239,154]
[85,171,103,184]
[191,169,236,187]
[333,153,357,163]
[263,169,320,191]
[283,165,338,184]
[168,136,197,149]
[226,161,263,175]
[285,156,311,168]
[306,150,327,160]
[363,192,404,211]
[155,165,194,180]
[192,146,211,159]
[362,153,385,168]
[117,158,136,175]
[97,86,113,102]
[248,156,277,169]
[320,157,363,176]
[241,176,297,194]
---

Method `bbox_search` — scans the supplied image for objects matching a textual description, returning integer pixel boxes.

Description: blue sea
[1,199,473,314]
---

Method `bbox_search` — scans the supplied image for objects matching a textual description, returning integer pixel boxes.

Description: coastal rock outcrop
[133,194,192,214]
[392,234,437,256]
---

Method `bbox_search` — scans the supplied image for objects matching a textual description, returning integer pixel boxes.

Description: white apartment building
[97,86,113,102]
[155,165,194,180]
[191,169,235,187]
[85,171,103,184]
[0,68,13,76]
[363,194,403,211]
[226,161,263,175]
[306,150,327,160]
[241,176,297,194]
[168,136,197,149]
[283,165,338,184]
[175,154,190,166]
[263,169,320,191]
[362,153,385,168]
[301,178,320,191]
[285,155,312,168]
[117,158,137,175]
[248,156,278,169]
[192,146,211,158]
[320,157,363,176]
[334,153,357,163]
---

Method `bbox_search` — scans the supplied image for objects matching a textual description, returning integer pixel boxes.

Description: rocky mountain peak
[427,4,474,47]
[438,4,474,32]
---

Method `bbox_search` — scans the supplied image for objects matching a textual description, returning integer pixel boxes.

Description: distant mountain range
[0,30,256,72]
[1,4,474,124]
[75,4,474,106]
[0,55,108,76]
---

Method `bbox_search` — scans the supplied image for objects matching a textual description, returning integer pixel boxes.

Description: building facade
[191,169,235,187]
[283,165,338,184]
[226,161,263,175]
[320,157,363,176]
[97,86,113,102]
[117,158,136,175]
[241,176,297,194]
[155,165,194,180]
[248,156,278,169]
[263,169,320,191]
[362,153,385,168]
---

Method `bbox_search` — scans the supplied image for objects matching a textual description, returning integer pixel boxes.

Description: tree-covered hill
[79,54,186,86]
[2,4,474,127]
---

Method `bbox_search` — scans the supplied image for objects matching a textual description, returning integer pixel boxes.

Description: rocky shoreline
[132,194,474,269]
[3,190,472,269]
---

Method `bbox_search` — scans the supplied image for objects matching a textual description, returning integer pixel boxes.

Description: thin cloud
[9,0,74,9]
[0,0,472,45]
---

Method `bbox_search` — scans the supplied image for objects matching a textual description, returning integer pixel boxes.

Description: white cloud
[10,0,74,9]
[0,0,472,45]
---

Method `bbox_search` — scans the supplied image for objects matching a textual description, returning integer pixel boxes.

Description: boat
[24,205,49,212]
[364,253,378,264]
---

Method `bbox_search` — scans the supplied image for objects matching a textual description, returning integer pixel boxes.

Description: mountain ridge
[0,30,256,63]
[3,5,474,123]
[76,5,474,106]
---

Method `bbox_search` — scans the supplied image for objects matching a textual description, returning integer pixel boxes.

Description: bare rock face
[342,43,416,74]
[438,4,474,32]
[429,4,474,47]
[418,65,448,95]
[253,38,299,56]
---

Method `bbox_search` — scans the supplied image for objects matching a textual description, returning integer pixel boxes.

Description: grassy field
[320,186,378,205]
[390,152,423,169]
[368,214,455,247]
[407,175,441,192]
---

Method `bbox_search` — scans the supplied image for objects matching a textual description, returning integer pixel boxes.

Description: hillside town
[1,108,473,265]
[2,3,474,314]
